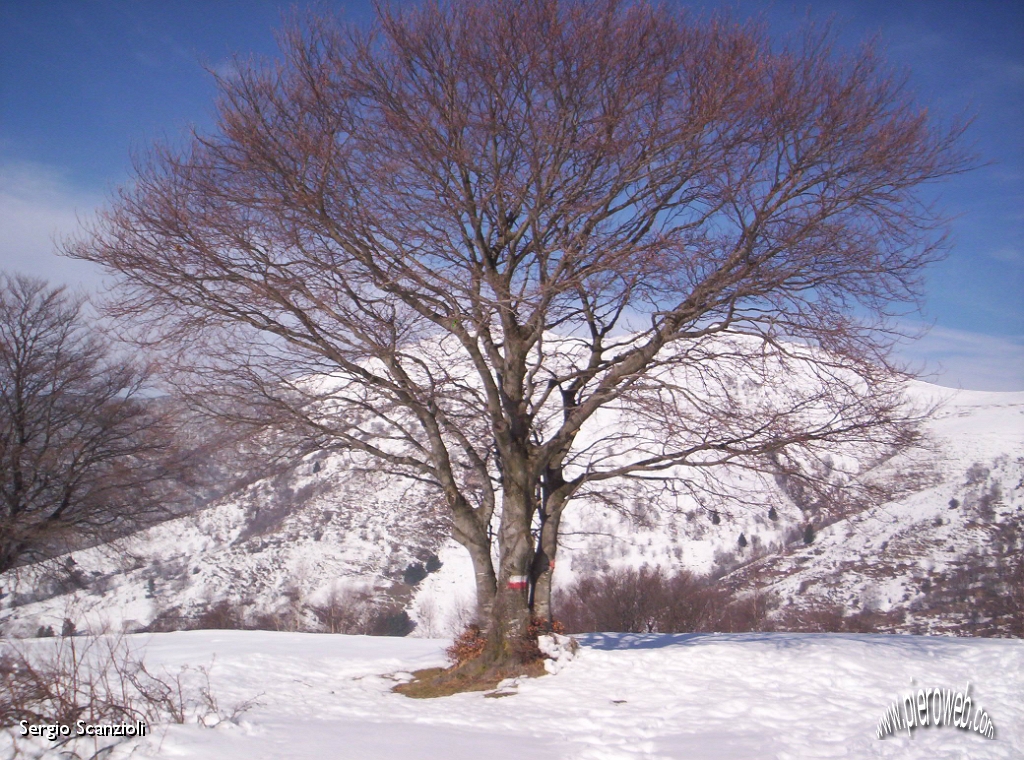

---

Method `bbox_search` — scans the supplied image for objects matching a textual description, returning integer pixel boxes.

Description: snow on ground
[5,630,1021,759]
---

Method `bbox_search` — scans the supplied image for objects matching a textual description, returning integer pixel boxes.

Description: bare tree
[0,274,181,572]
[67,0,970,664]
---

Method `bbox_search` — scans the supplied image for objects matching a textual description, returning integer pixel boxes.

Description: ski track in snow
[6,630,1021,759]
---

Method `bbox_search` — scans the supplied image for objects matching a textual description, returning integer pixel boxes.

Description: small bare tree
[67,0,970,665]
[0,274,181,572]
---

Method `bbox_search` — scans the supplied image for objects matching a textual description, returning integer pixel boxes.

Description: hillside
[0,381,1021,639]
[723,385,1023,636]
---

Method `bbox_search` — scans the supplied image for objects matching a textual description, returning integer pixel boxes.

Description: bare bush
[309,588,366,634]
[145,587,415,637]
[771,602,846,633]
[0,631,258,757]
[556,565,799,634]
[195,599,249,631]
[921,518,1024,638]
[772,602,906,634]
[713,588,781,633]
[372,609,413,637]
[556,566,727,634]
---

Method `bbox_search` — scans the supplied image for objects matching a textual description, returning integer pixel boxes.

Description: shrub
[403,562,428,586]
[965,463,990,486]
[195,599,247,630]
[714,588,780,632]
[1,631,259,758]
[309,587,374,634]
[309,587,415,636]
[772,602,906,634]
[145,607,191,633]
[555,566,727,634]
[446,624,487,666]
[369,608,415,637]
[772,602,845,633]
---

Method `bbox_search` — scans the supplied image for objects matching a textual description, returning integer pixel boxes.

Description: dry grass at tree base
[394,621,560,699]
[393,660,548,699]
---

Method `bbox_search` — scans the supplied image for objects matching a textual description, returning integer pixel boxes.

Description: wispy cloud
[0,161,107,287]
[209,58,243,82]
[898,325,1024,392]
[886,28,946,58]
[989,247,1024,265]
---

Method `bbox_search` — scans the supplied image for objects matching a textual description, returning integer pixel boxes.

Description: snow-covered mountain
[1,381,1021,639]
[725,384,1024,636]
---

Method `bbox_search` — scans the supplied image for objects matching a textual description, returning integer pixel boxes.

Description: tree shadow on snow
[576,631,989,654]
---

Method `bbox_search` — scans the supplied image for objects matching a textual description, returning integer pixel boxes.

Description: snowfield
[5,630,1021,759]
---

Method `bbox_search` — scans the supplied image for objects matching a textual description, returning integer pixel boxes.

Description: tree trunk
[530,463,570,626]
[482,470,534,662]
[530,507,562,625]
[465,540,497,627]
[450,506,497,626]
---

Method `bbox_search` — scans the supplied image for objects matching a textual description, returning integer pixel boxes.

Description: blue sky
[1,0,1021,390]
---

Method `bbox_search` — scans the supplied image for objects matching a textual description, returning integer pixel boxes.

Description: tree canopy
[67,0,970,663]
[0,274,181,572]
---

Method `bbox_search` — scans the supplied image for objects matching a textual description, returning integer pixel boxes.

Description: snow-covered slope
[4,630,1022,759]
[723,386,1024,635]
[1,383,1021,638]
[0,457,452,637]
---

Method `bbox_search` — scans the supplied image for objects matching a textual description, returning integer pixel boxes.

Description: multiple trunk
[453,444,571,657]
[59,0,966,669]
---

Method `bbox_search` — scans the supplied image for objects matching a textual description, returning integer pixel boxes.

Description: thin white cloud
[209,58,243,82]
[0,161,108,288]
[899,325,1024,392]
[989,247,1024,265]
